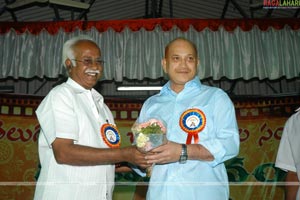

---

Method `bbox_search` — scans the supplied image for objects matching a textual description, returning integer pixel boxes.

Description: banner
[0,94,299,200]
[0,97,40,200]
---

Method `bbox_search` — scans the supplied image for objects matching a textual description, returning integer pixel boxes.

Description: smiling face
[162,38,199,93]
[65,40,103,90]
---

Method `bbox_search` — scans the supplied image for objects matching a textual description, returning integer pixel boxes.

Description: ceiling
[0,0,299,22]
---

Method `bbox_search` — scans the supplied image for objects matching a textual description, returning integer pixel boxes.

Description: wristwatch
[179,144,188,164]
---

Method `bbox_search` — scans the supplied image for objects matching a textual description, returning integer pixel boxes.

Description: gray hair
[62,35,95,67]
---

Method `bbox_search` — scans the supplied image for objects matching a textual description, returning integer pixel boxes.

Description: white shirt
[34,78,115,200]
[275,107,300,200]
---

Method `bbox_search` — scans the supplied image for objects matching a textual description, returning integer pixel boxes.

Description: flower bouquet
[131,118,167,176]
[132,118,167,152]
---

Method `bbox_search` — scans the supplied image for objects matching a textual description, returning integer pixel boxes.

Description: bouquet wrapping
[131,118,167,176]
[132,118,167,152]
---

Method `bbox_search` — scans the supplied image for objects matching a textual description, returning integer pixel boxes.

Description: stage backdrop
[0,93,299,200]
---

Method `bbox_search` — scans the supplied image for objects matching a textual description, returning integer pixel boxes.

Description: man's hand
[145,141,181,164]
[123,146,151,169]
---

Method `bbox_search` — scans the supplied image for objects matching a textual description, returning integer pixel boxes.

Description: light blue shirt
[138,77,240,200]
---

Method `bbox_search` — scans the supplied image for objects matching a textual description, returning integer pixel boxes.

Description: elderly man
[34,35,149,200]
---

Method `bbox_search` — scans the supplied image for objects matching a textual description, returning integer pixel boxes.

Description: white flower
[136,133,149,148]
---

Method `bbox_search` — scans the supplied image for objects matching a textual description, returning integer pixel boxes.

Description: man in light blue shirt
[139,37,240,200]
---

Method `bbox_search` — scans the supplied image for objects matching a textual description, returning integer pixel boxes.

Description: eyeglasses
[72,58,104,67]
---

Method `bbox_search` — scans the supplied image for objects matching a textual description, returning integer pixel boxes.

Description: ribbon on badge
[179,108,206,144]
[101,123,121,148]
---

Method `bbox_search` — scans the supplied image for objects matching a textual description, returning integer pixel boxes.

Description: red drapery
[0,18,300,35]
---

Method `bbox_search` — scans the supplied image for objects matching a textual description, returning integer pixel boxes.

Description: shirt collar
[65,78,104,103]
[66,78,88,93]
[160,76,201,95]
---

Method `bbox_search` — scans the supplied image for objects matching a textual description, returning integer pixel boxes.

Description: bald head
[164,37,198,59]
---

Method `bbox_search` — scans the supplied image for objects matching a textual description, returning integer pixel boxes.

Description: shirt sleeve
[200,91,240,167]
[36,87,79,147]
[275,118,297,172]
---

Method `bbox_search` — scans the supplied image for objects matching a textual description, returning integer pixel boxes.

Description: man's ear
[161,58,167,73]
[65,59,73,70]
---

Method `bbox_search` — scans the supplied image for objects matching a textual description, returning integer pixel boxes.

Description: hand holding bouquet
[131,118,167,176]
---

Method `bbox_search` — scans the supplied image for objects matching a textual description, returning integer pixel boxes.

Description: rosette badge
[132,118,167,153]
